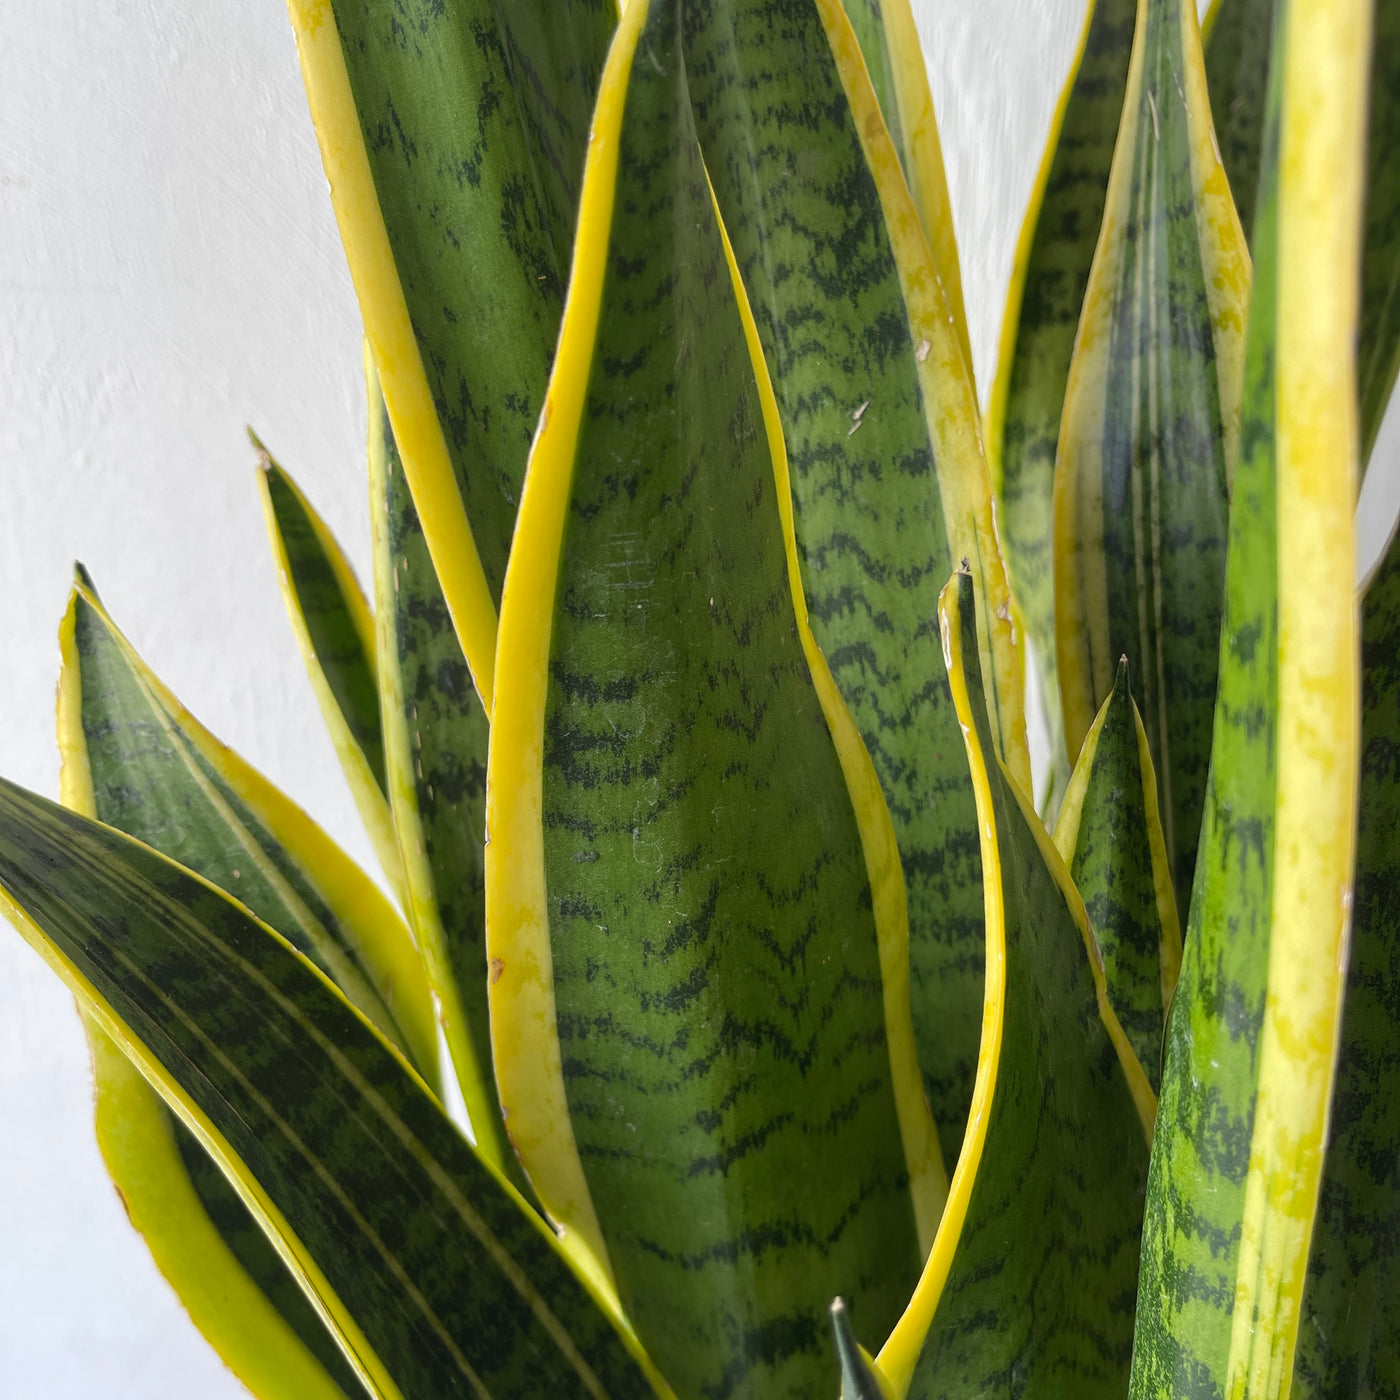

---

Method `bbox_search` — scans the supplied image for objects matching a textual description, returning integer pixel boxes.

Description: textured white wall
[0,0,1395,1394]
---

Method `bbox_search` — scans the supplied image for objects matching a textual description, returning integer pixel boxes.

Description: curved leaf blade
[366,353,519,1192]
[0,782,668,1400]
[487,1,932,1392]
[878,570,1154,1400]
[1054,0,1251,920]
[683,0,1026,1162]
[256,445,404,901]
[1291,524,1400,1397]
[87,1017,362,1400]
[1128,1,1365,1388]
[1053,657,1183,1093]
[1202,0,1275,240]
[985,0,1136,806]
[58,575,439,1087]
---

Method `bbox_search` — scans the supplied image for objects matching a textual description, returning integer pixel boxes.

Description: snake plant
[3,0,1396,1394]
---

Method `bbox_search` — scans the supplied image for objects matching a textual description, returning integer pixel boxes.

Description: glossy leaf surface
[289,0,613,697]
[1292,524,1400,1398]
[1054,0,1251,920]
[878,571,1154,1400]
[683,0,1026,1161]
[366,359,517,1188]
[487,0,929,1393]
[986,0,1135,805]
[1129,1,1364,1388]
[257,448,402,899]
[58,575,438,1085]
[0,782,666,1400]
[87,1018,361,1400]
[1053,658,1182,1092]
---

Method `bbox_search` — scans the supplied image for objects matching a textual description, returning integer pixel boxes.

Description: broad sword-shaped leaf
[0,783,668,1400]
[288,0,612,700]
[487,0,940,1393]
[874,570,1154,1400]
[1054,0,1251,922]
[1128,0,1365,1389]
[1291,522,1400,1398]
[985,0,1136,809]
[1053,657,1182,1092]
[682,0,1028,1164]
[257,443,404,902]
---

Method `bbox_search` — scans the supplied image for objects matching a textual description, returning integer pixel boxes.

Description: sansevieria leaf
[1291,522,1400,1398]
[831,1299,891,1400]
[876,569,1154,1400]
[1129,0,1365,1388]
[683,0,1027,1161]
[0,782,668,1400]
[1053,657,1182,1093]
[487,0,940,1393]
[57,572,438,1085]
[1054,0,1251,921]
[287,0,612,699]
[836,0,973,381]
[1202,0,1275,240]
[985,0,1135,808]
[256,443,404,902]
[366,351,517,1190]
[87,1019,363,1400]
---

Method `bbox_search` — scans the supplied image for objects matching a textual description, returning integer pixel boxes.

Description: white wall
[0,0,1394,1394]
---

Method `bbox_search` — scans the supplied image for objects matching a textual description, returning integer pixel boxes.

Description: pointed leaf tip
[831,1298,888,1400]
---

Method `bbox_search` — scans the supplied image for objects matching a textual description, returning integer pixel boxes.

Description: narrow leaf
[1129,0,1365,1388]
[0,782,668,1400]
[1053,657,1182,1092]
[831,1299,892,1400]
[87,1017,362,1400]
[1292,523,1400,1398]
[487,0,934,1392]
[1054,0,1251,920]
[878,570,1154,1400]
[57,574,439,1087]
[837,0,973,381]
[1202,0,1275,239]
[256,443,404,902]
[287,0,613,701]
[366,352,519,1192]
[683,0,1027,1163]
[984,0,1136,807]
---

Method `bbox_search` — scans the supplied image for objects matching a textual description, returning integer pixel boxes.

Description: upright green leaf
[0,782,668,1400]
[87,1020,363,1400]
[1129,0,1365,1389]
[682,0,1027,1163]
[57,575,438,1085]
[985,0,1136,807]
[1052,658,1182,1093]
[831,1299,892,1400]
[288,0,613,700]
[877,570,1154,1400]
[1054,0,1251,921]
[486,1,937,1393]
[836,0,973,380]
[1202,0,1275,239]
[256,444,403,901]
[1292,523,1400,1398]
[366,354,518,1191]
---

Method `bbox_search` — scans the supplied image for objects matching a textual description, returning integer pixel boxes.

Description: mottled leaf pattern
[1054,0,1250,923]
[486,1,926,1394]
[58,575,438,1084]
[1202,0,1275,240]
[1292,524,1400,1399]
[986,0,1136,807]
[1130,1,1365,1387]
[0,783,667,1400]
[257,448,403,899]
[366,357,520,1190]
[1053,658,1182,1093]
[877,571,1154,1400]
[683,0,1024,1163]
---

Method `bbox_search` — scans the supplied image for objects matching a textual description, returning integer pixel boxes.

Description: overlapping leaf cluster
[2,0,1396,1397]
